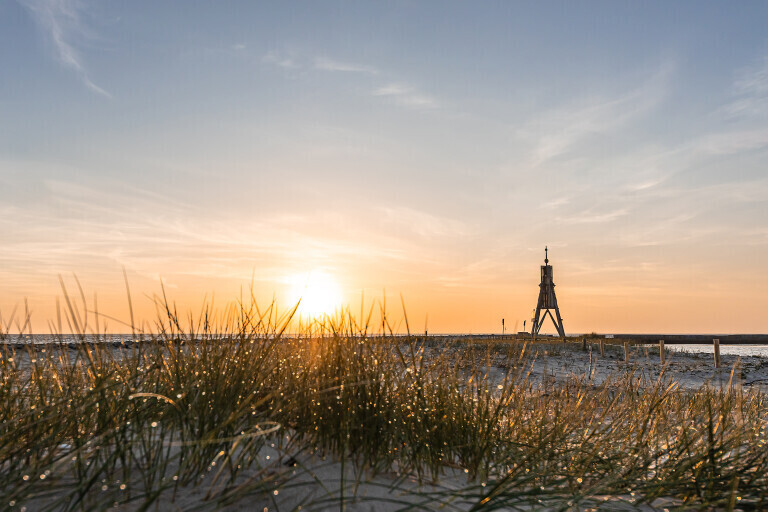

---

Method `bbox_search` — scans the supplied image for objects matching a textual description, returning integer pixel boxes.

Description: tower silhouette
[531,246,565,338]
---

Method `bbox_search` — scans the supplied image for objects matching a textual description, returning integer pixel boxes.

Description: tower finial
[545,246,548,265]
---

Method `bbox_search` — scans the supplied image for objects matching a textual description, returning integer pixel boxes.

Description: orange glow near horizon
[286,270,344,320]
[2,250,768,336]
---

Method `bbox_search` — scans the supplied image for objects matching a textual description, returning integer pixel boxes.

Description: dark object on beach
[531,246,566,339]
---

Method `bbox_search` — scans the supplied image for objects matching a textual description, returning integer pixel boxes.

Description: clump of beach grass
[2,287,768,510]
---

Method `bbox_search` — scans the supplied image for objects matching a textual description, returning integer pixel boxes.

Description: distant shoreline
[604,334,768,344]
[4,332,768,345]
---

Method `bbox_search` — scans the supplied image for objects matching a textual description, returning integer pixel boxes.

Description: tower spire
[544,246,548,265]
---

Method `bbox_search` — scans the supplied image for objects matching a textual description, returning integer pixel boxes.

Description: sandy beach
[7,336,768,511]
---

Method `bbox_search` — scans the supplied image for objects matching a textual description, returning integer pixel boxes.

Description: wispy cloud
[314,57,378,75]
[734,56,768,96]
[19,0,110,97]
[0,172,420,294]
[627,177,667,192]
[541,197,570,209]
[372,83,439,109]
[722,56,768,118]
[262,49,441,110]
[688,128,768,156]
[521,62,672,165]
[379,206,468,238]
[435,257,510,289]
[262,50,299,69]
[263,52,380,76]
[558,208,629,225]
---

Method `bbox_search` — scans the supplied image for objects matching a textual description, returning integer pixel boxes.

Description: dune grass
[2,292,768,510]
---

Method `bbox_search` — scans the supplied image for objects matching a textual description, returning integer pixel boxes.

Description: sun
[287,271,343,319]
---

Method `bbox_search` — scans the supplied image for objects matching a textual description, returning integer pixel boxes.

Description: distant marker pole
[659,340,665,365]
[714,338,721,369]
[582,337,586,351]
[599,339,605,358]
[624,341,630,363]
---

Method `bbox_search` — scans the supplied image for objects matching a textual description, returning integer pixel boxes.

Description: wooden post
[659,339,665,365]
[582,337,586,351]
[624,341,630,363]
[714,338,721,369]
[599,340,605,357]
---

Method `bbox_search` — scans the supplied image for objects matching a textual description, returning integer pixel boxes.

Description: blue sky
[2,1,768,333]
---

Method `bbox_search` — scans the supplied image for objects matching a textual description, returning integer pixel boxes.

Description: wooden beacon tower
[531,246,566,338]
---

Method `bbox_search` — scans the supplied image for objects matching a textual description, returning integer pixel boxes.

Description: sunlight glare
[287,271,343,319]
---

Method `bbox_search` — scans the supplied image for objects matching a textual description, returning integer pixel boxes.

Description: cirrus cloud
[19,0,110,97]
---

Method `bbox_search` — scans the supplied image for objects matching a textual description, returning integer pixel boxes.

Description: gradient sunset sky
[2,1,768,334]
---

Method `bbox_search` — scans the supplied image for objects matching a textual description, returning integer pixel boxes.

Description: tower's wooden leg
[532,303,542,339]
[550,294,566,338]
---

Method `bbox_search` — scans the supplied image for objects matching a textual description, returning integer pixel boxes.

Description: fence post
[714,338,721,369]
[582,337,586,351]
[659,339,665,365]
[599,339,605,357]
[624,341,630,363]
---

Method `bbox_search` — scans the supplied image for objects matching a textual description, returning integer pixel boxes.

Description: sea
[667,344,768,357]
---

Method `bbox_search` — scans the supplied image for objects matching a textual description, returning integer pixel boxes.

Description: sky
[2,1,768,334]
